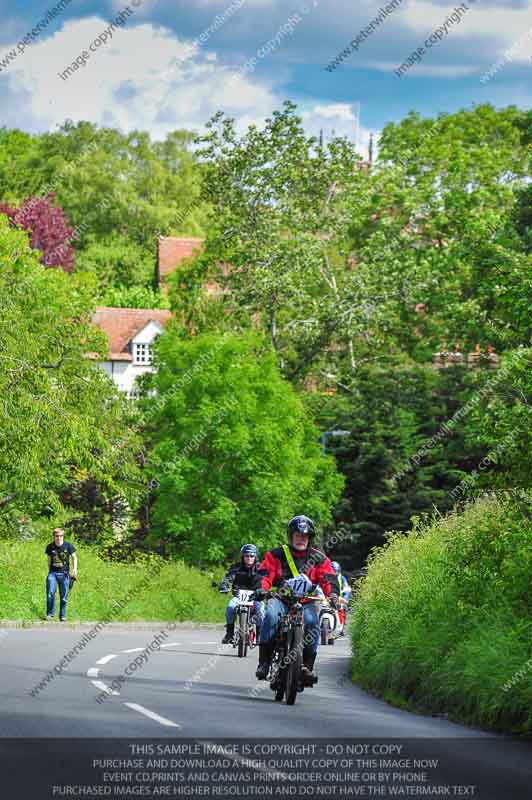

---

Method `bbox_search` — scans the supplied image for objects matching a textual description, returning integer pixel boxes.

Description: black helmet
[240,543,258,559]
[287,515,315,542]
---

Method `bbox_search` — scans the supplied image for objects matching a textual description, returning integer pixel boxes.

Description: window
[133,343,152,365]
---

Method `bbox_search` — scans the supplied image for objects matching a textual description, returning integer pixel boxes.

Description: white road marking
[91,680,120,696]
[96,654,118,665]
[87,667,100,678]
[160,642,181,648]
[122,648,144,654]
[190,641,217,645]
[124,703,181,728]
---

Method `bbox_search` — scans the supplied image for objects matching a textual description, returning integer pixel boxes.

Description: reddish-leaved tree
[0,193,75,272]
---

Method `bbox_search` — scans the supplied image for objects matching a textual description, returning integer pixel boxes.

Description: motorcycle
[319,595,347,646]
[231,588,259,658]
[268,575,319,706]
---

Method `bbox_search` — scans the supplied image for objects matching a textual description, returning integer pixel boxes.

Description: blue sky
[1,0,531,151]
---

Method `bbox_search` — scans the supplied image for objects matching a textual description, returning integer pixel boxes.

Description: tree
[75,232,156,291]
[0,193,75,271]
[311,365,482,568]
[346,105,532,360]
[0,216,143,533]
[465,347,532,493]
[142,331,344,564]
[0,127,42,202]
[192,101,376,382]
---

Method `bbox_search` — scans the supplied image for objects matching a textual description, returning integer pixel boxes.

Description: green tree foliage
[465,348,532,493]
[312,365,483,568]
[142,331,344,564]
[0,128,42,202]
[75,232,156,291]
[348,105,532,358]
[0,122,208,304]
[192,101,378,381]
[0,217,143,535]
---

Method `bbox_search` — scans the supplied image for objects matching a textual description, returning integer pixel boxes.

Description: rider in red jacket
[255,515,340,681]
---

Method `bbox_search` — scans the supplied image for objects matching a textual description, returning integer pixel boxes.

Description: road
[0,626,530,798]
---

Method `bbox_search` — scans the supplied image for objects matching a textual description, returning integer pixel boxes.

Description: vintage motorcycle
[319,595,347,646]
[231,588,260,658]
[268,575,319,706]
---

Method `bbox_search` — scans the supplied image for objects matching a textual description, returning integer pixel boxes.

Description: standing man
[45,528,77,621]
[255,515,340,681]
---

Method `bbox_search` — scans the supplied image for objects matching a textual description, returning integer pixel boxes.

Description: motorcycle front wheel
[238,609,248,658]
[285,626,303,706]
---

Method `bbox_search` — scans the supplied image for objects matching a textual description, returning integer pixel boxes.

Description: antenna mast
[354,101,361,152]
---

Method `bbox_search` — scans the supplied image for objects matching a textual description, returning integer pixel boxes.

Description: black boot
[302,647,318,685]
[255,642,274,680]
[222,623,234,644]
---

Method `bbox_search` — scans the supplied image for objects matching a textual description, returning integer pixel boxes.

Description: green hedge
[350,495,532,734]
[0,537,226,623]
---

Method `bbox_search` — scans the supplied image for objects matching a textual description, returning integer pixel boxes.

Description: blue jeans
[46,572,70,619]
[259,597,320,654]
[226,597,264,628]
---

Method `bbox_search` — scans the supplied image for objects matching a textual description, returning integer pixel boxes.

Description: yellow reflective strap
[338,572,343,596]
[282,545,300,578]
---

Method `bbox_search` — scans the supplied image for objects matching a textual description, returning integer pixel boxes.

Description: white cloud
[1,16,279,138]
[398,0,532,61]
[0,13,375,145]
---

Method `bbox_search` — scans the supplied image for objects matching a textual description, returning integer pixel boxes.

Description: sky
[1,0,531,152]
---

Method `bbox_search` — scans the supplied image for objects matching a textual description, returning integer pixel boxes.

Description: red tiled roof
[158,237,204,281]
[92,307,173,361]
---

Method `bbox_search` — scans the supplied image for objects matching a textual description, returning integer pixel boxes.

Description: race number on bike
[236,589,254,603]
[284,574,312,597]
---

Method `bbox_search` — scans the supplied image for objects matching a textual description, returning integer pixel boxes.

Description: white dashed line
[160,642,182,648]
[91,680,120,696]
[124,702,181,728]
[96,654,118,665]
[190,641,217,645]
[122,648,144,654]
[87,667,100,678]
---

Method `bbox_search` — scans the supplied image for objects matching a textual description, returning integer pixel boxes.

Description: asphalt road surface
[0,626,530,799]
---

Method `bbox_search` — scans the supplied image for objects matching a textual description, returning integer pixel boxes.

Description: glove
[278,582,294,601]
[219,582,231,593]
[329,593,340,609]
[254,588,267,601]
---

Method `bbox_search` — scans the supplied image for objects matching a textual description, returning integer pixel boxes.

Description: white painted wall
[96,321,165,397]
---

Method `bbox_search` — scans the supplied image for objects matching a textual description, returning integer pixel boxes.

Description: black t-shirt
[45,541,76,573]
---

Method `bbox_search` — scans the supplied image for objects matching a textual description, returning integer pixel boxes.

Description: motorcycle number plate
[285,574,312,597]
[237,589,254,602]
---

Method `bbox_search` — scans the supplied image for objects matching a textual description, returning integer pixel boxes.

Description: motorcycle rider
[331,561,351,601]
[331,561,351,633]
[219,544,264,644]
[255,515,340,681]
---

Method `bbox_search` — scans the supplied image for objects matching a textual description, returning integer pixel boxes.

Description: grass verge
[350,495,532,735]
[0,536,226,623]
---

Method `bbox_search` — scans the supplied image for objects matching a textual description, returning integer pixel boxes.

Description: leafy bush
[351,495,532,734]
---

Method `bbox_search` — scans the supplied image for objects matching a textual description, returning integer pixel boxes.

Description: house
[157,235,231,296]
[92,236,228,397]
[92,307,173,398]
[157,236,204,286]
